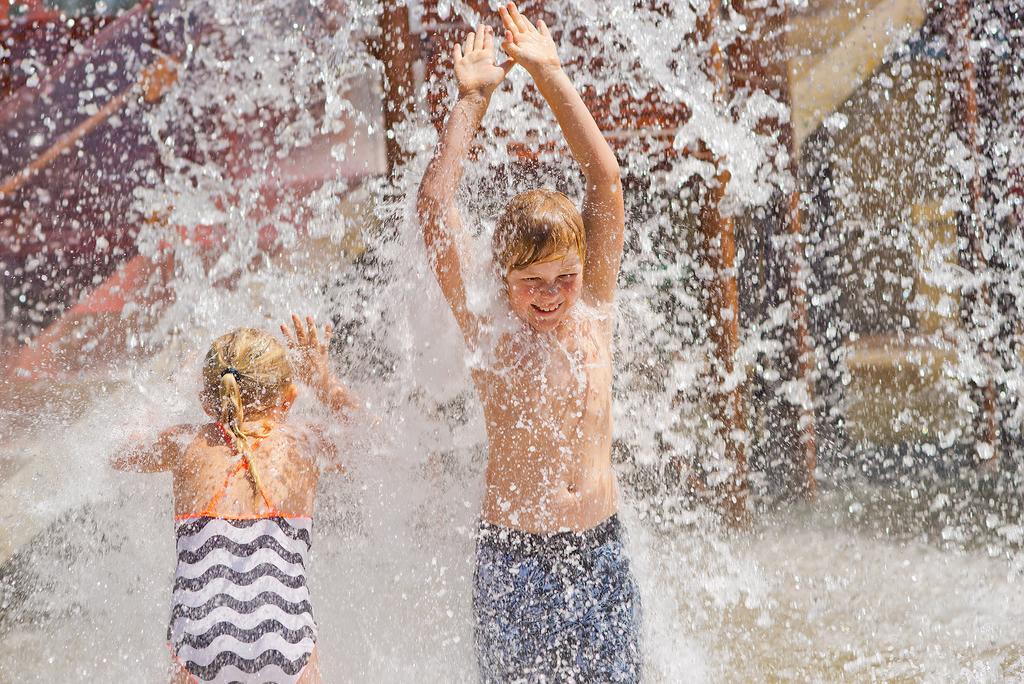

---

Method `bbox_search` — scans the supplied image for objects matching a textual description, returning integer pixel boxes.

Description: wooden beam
[949,0,999,465]
[0,89,131,198]
[780,4,820,498]
[698,0,749,526]
[783,189,819,496]
[790,0,926,146]
[379,0,416,175]
[0,55,177,199]
[731,0,819,499]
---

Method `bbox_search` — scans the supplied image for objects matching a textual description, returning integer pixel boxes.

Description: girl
[113,315,357,684]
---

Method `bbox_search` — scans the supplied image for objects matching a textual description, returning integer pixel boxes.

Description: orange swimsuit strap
[193,422,278,518]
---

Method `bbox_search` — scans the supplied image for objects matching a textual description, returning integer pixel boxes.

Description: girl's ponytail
[217,370,267,501]
[219,370,244,430]
[204,330,292,507]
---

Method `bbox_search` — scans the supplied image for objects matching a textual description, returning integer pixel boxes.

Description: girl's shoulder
[270,421,316,447]
[282,420,345,473]
[268,421,333,459]
[175,423,229,461]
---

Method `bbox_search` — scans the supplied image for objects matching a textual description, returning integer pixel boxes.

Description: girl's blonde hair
[202,328,293,501]
[492,189,587,273]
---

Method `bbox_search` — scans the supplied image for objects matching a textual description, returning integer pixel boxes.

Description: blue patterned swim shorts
[473,514,643,683]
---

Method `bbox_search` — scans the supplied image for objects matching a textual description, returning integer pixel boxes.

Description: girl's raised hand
[454,24,514,99]
[281,314,333,393]
[499,2,560,75]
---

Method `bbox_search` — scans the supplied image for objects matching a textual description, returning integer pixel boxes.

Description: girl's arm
[111,424,193,472]
[499,3,625,303]
[281,314,362,419]
[417,25,513,342]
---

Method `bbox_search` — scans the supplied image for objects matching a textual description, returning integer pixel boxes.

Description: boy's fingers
[508,3,531,33]
[280,324,295,345]
[463,32,474,55]
[291,314,305,342]
[474,24,485,50]
[453,43,462,61]
[502,39,521,60]
[498,6,517,36]
[484,27,494,51]
[538,19,550,37]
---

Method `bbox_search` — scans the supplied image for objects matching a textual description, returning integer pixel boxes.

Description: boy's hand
[454,24,513,100]
[499,2,560,76]
[281,314,333,396]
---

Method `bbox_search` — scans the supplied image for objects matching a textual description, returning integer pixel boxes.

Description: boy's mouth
[532,302,561,315]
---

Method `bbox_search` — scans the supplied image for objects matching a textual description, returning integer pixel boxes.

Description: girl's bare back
[172,422,324,519]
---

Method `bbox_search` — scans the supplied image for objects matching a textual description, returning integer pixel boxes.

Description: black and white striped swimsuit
[168,423,317,683]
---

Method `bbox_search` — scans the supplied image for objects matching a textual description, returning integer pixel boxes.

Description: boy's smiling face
[504,249,583,333]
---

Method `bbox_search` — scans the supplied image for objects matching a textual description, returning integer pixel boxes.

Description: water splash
[1,0,1023,681]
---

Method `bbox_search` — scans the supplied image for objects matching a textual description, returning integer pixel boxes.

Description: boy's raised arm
[499,3,625,303]
[417,25,512,341]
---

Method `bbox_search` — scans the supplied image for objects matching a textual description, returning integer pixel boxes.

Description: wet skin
[127,418,332,684]
[470,251,619,533]
[417,6,626,534]
[112,315,349,684]
[170,421,323,518]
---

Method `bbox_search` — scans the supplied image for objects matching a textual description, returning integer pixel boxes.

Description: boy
[416,3,641,681]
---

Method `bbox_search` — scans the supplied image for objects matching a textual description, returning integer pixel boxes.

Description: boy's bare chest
[481,329,613,433]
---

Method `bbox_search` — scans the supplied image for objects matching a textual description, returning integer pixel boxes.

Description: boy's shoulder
[578,295,616,324]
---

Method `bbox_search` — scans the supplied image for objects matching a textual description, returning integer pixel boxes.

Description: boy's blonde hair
[202,328,293,500]
[492,189,586,273]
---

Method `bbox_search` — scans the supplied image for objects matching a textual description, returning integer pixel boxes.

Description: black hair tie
[221,367,243,383]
